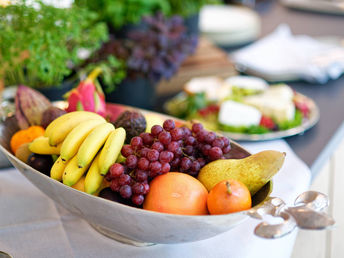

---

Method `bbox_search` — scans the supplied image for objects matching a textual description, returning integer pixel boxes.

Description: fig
[27,153,53,176]
[41,106,67,128]
[114,111,146,143]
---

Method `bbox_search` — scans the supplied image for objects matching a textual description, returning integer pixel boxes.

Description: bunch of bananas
[29,111,126,195]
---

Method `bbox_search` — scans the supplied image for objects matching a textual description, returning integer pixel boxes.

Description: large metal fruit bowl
[0,114,272,246]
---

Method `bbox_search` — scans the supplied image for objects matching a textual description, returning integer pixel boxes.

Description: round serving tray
[165,92,319,142]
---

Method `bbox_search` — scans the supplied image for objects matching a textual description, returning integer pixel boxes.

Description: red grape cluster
[106,120,231,206]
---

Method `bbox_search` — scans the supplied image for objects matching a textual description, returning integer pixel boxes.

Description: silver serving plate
[165,92,320,141]
[281,0,344,16]
[0,109,333,245]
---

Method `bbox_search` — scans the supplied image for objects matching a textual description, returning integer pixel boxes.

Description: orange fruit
[207,179,251,215]
[71,176,86,192]
[10,126,45,153]
[143,172,209,215]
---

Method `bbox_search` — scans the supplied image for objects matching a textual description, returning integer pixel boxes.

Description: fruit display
[7,85,287,218]
[10,109,285,215]
[165,75,315,137]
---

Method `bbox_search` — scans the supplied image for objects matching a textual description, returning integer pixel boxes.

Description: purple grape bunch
[126,13,197,83]
[86,12,197,89]
[106,120,231,206]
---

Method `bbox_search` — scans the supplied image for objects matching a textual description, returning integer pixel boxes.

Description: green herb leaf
[277,110,303,130]
[186,93,208,117]
[0,0,108,88]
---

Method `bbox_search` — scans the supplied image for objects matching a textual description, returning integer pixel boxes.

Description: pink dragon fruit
[65,67,106,117]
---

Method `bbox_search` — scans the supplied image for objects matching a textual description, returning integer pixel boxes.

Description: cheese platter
[164,76,319,141]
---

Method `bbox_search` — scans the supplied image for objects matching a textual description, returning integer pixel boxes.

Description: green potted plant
[167,0,221,37]
[74,0,221,38]
[0,0,108,100]
[74,0,170,37]
[84,13,197,110]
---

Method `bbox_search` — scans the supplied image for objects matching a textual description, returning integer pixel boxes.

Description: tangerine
[207,179,251,215]
[143,172,208,215]
[10,125,45,154]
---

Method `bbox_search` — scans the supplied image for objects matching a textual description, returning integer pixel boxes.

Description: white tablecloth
[0,139,311,258]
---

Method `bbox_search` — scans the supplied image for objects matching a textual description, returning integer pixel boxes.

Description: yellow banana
[29,136,61,155]
[85,153,104,195]
[63,155,90,186]
[45,111,105,146]
[98,127,126,175]
[50,155,67,181]
[77,122,115,168]
[60,119,106,162]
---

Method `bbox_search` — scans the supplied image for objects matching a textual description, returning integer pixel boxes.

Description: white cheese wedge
[244,84,295,123]
[225,75,268,92]
[184,76,230,101]
[219,100,262,127]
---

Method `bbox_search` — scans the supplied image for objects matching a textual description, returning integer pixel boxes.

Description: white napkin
[0,140,311,258]
[232,24,344,83]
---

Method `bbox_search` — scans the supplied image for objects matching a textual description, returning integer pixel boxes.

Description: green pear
[198,150,286,195]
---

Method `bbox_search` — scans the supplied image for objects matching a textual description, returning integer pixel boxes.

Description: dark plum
[98,188,132,206]
[41,106,66,129]
[27,153,53,176]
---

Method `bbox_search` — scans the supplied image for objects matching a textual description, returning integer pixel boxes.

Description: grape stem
[181,148,196,161]
[226,181,232,195]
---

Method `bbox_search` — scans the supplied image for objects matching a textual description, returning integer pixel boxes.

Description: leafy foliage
[277,110,303,130]
[0,0,108,88]
[219,124,270,134]
[74,0,221,30]
[74,0,170,29]
[82,55,127,94]
[165,92,211,119]
[185,93,209,118]
[167,0,222,17]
